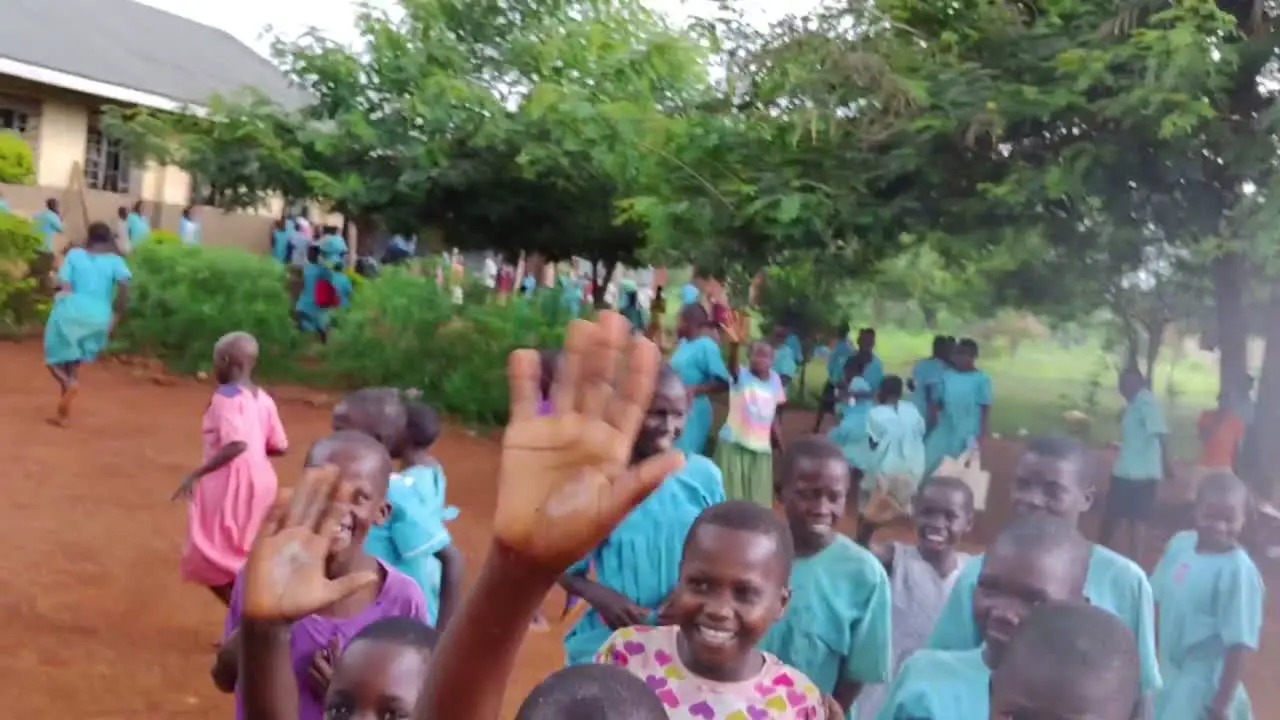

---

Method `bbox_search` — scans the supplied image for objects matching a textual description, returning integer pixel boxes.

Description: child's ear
[375,499,391,526]
[775,586,792,622]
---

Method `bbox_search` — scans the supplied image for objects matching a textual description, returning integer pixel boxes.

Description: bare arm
[1209,646,1249,718]
[240,620,301,720]
[211,629,241,693]
[434,545,466,630]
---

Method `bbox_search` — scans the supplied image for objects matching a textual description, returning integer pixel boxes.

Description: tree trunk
[1212,251,1249,393]
[922,305,939,330]
[1250,279,1280,499]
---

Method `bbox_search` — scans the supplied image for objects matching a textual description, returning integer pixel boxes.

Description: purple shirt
[225,560,428,720]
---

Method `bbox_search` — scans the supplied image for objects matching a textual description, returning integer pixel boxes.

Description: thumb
[328,635,342,656]
[319,571,379,608]
[604,450,685,524]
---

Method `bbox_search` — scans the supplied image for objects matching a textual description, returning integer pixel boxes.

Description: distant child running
[762,437,894,715]
[813,322,854,432]
[560,365,725,665]
[1102,367,1171,560]
[909,336,952,428]
[212,432,427,720]
[876,516,1091,719]
[828,360,872,506]
[670,304,731,456]
[856,375,927,542]
[715,315,785,507]
[990,602,1143,720]
[174,332,288,606]
[853,328,884,393]
[857,477,973,719]
[1151,471,1263,720]
[43,221,130,426]
[296,234,352,341]
[597,501,831,716]
[923,338,991,476]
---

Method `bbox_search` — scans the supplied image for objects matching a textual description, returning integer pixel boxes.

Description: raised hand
[241,466,379,623]
[494,311,685,571]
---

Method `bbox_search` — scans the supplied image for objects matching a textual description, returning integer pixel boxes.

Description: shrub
[111,243,309,378]
[321,267,569,425]
[0,132,35,185]
[0,213,50,332]
[146,230,183,246]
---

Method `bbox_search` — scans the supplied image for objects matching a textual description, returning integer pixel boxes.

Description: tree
[0,131,35,185]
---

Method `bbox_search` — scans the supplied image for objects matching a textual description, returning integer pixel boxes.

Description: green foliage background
[0,213,50,334]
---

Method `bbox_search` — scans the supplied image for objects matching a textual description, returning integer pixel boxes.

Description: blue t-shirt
[875,647,990,720]
[34,209,63,251]
[1114,389,1168,481]
[680,282,699,306]
[126,212,151,244]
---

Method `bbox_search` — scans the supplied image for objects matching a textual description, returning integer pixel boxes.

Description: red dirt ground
[1,341,1275,718]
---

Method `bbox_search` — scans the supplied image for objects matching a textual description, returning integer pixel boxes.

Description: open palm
[494,312,685,570]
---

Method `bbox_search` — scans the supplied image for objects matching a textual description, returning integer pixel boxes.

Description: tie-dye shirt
[719,368,786,453]
[597,625,827,718]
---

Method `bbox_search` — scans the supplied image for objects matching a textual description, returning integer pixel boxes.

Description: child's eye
[324,705,353,720]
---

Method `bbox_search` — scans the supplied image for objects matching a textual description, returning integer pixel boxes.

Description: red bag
[315,278,340,308]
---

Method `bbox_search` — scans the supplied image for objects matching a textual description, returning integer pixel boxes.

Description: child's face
[973,545,1081,662]
[748,342,773,376]
[779,456,849,549]
[1011,453,1093,524]
[989,670,1134,720]
[1194,488,1246,551]
[953,348,975,370]
[324,639,430,720]
[857,332,874,353]
[913,484,972,554]
[323,454,392,570]
[667,525,790,680]
[634,377,688,460]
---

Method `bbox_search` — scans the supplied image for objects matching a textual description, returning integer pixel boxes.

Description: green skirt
[714,441,775,508]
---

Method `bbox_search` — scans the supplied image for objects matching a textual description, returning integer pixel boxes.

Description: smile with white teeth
[921,528,946,542]
[695,626,736,647]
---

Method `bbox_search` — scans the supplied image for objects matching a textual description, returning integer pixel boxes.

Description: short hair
[516,664,667,719]
[350,617,439,653]
[684,501,795,577]
[1023,435,1093,488]
[778,435,849,488]
[988,515,1090,589]
[918,476,976,516]
[1197,469,1249,504]
[956,338,979,355]
[404,401,442,449]
[304,430,394,493]
[932,335,949,353]
[333,387,408,446]
[995,602,1140,718]
[858,327,875,337]
[679,303,712,329]
[879,375,905,400]
[86,221,114,247]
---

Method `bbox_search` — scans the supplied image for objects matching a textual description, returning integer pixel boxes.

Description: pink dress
[181,384,288,587]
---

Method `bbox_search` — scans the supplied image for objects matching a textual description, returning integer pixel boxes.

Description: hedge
[0,213,50,334]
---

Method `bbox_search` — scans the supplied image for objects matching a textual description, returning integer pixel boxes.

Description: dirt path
[0,341,1274,717]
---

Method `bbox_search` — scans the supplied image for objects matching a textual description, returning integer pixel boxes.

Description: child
[1151,471,1263,720]
[927,436,1163,707]
[362,402,464,628]
[515,664,668,719]
[715,328,786,507]
[596,501,829,716]
[559,364,725,664]
[909,336,951,426]
[770,322,801,387]
[875,516,1091,719]
[857,477,974,720]
[43,221,130,426]
[174,332,288,606]
[1102,367,1171,560]
[922,338,991,476]
[295,234,352,341]
[332,387,408,453]
[215,432,427,720]
[762,436,893,716]
[990,602,1142,720]
[813,322,854,432]
[854,328,884,393]
[670,304,731,456]
[828,367,872,507]
[857,375,927,542]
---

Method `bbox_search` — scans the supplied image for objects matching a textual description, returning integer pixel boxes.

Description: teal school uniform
[126,212,151,246]
[761,535,893,712]
[671,336,732,455]
[910,357,946,422]
[927,544,1163,693]
[272,228,291,263]
[1114,388,1168,481]
[44,248,130,365]
[829,378,873,471]
[861,353,885,392]
[34,209,63,252]
[874,647,990,720]
[560,276,582,317]
[785,333,804,363]
[180,217,201,245]
[827,339,854,385]
[562,455,725,664]
[680,282,699,306]
[773,342,800,380]
[923,369,992,475]
[1151,531,1263,720]
[363,463,458,625]
[866,402,927,493]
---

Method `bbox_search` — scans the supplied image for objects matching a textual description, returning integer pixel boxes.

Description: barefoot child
[857,477,973,719]
[670,304,731,455]
[597,501,829,716]
[1151,471,1263,720]
[175,332,287,606]
[923,338,991,476]
[856,375,926,543]
[875,516,1091,719]
[990,602,1142,720]
[214,432,427,720]
[715,329,786,507]
[43,221,130,425]
[515,664,667,719]
[928,436,1162,710]
[559,365,725,665]
[762,436,893,716]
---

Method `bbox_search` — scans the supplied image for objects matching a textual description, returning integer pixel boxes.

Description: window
[0,107,29,133]
[84,124,131,193]
[0,93,40,142]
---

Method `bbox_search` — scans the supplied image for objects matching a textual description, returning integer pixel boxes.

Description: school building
[0,0,308,248]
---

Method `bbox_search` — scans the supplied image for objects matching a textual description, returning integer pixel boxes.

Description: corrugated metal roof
[0,0,309,108]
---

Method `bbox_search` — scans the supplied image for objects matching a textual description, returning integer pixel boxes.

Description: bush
[0,213,50,332]
[111,243,309,378]
[321,267,570,424]
[0,132,35,185]
[146,230,183,246]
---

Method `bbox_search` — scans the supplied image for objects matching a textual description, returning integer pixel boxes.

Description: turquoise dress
[560,276,582,318]
[772,343,800,381]
[862,353,885,392]
[761,535,893,717]
[865,402,927,496]
[671,336,732,455]
[910,357,946,423]
[829,377,874,472]
[1151,531,1263,720]
[923,369,992,475]
[295,236,351,334]
[563,455,725,664]
[272,229,291,263]
[34,209,63,252]
[126,212,151,246]
[928,545,1163,694]
[180,217,201,246]
[785,333,803,363]
[827,339,854,386]
[44,248,131,365]
[874,647,990,720]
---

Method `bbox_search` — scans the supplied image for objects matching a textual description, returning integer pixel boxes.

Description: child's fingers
[321,571,380,609]
[258,496,290,539]
[316,477,355,539]
[552,320,594,415]
[578,312,629,421]
[507,349,542,422]
[293,465,341,531]
[604,450,685,523]
[608,334,662,440]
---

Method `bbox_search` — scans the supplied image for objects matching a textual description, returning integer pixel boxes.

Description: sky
[135,0,808,57]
